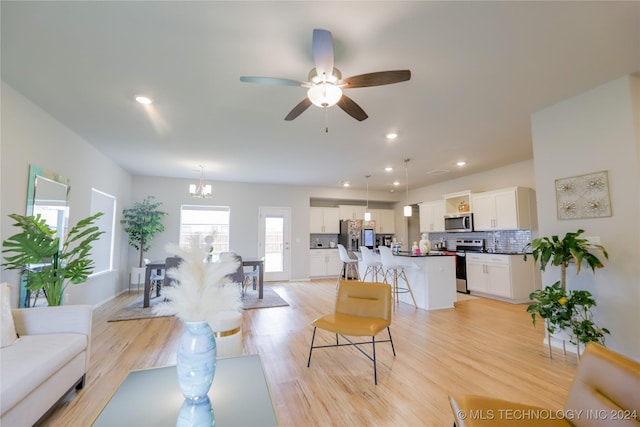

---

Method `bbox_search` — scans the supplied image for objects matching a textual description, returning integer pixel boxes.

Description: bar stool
[337,244,359,282]
[378,246,417,308]
[359,246,383,282]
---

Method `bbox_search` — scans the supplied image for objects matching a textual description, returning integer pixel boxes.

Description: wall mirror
[21,164,70,306]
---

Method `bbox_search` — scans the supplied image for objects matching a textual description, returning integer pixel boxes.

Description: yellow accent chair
[307,280,394,385]
[449,342,640,426]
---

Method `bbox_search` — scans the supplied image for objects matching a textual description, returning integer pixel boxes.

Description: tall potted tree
[2,212,104,306]
[121,197,167,285]
[524,229,610,355]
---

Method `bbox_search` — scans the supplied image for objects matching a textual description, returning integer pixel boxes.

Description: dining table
[142,257,265,308]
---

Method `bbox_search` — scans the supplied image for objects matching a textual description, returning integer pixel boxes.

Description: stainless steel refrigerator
[338,220,375,251]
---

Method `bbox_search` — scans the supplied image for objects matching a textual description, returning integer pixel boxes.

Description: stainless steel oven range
[455,239,484,293]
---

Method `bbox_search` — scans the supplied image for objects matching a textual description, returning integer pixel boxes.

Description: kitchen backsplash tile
[427,230,532,253]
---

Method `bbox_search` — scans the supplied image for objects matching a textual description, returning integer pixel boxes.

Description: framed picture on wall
[555,170,612,220]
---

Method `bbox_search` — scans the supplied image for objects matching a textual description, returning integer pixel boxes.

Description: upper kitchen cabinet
[310,207,340,234]
[419,200,445,233]
[369,209,395,234]
[443,190,472,215]
[338,204,366,220]
[471,187,535,231]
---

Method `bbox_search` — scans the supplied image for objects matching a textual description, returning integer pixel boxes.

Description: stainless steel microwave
[444,213,473,232]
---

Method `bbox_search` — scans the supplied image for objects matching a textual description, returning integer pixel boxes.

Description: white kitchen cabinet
[471,187,534,231]
[309,207,340,233]
[309,249,342,277]
[338,205,366,220]
[369,209,395,234]
[465,253,537,303]
[419,200,445,232]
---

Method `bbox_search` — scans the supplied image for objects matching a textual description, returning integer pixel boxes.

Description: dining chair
[242,266,260,296]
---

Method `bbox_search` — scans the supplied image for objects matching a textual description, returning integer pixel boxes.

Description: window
[90,188,116,275]
[179,205,230,253]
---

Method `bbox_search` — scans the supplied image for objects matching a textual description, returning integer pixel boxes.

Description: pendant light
[364,175,371,221]
[403,158,412,217]
[189,165,213,199]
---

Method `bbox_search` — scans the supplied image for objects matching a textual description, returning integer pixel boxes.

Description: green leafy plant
[121,196,167,267]
[527,281,609,345]
[523,229,608,290]
[524,229,610,347]
[2,212,104,306]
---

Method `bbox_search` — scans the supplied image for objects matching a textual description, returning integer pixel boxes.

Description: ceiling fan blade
[284,98,313,121]
[337,94,368,121]
[342,70,411,88]
[240,76,308,87]
[312,29,334,79]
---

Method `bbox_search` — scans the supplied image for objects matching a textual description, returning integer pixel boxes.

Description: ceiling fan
[240,29,411,122]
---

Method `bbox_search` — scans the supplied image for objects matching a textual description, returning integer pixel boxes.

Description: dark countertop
[393,251,455,257]
[310,247,338,250]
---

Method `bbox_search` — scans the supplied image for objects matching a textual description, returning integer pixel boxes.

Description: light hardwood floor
[39,279,578,426]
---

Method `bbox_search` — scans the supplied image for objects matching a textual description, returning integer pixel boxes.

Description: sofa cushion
[0,283,18,348]
[0,333,87,414]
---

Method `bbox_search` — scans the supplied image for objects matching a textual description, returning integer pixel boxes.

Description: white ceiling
[2,1,639,192]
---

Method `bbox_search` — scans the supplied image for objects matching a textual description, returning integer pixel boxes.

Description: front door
[258,207,291,282]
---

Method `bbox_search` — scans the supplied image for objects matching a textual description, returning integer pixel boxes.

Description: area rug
[241,287,289,310]
[108,287,289,322]
[107,295,172,322]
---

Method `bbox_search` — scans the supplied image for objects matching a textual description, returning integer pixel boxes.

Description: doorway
[258,207,291,282]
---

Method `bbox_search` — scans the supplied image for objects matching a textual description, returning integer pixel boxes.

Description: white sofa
[0,305,92,426]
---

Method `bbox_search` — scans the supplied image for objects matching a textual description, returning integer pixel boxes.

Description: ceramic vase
[177,321,217,401]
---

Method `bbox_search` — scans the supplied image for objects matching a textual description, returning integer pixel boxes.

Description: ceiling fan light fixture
[307,83,342,108]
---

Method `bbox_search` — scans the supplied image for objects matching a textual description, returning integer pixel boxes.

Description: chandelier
[189,166,212,199]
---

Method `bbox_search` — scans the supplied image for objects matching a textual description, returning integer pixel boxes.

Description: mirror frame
[20,164,71,307]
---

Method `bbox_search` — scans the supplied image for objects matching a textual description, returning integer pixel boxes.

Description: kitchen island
[358,251,457,310]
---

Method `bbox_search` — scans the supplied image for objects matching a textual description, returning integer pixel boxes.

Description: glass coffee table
[92,354,278,426]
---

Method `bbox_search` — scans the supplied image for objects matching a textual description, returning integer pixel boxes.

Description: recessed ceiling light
[393,181,400,186]
[135,95,153,105]
[342,182,350,187]
[456,161,466,167]
[386,132,398,140]
[385,167,393,172]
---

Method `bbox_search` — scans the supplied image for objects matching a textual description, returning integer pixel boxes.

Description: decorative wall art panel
[555,170,611,220]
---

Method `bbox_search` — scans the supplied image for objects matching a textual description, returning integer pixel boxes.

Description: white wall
[531,75,640,359]
[1,81,133,307]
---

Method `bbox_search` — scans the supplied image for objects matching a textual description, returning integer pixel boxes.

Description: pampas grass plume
[153,243,242,322]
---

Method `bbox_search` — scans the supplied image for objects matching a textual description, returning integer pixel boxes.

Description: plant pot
[208,310,243,358]
[130,267,146,285]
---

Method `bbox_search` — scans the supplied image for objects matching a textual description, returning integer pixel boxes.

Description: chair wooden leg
[400,270,417,307]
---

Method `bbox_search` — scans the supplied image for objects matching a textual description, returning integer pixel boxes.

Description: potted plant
[524,229,609,355]
[2,212,104,306]
[121,196,167,284]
